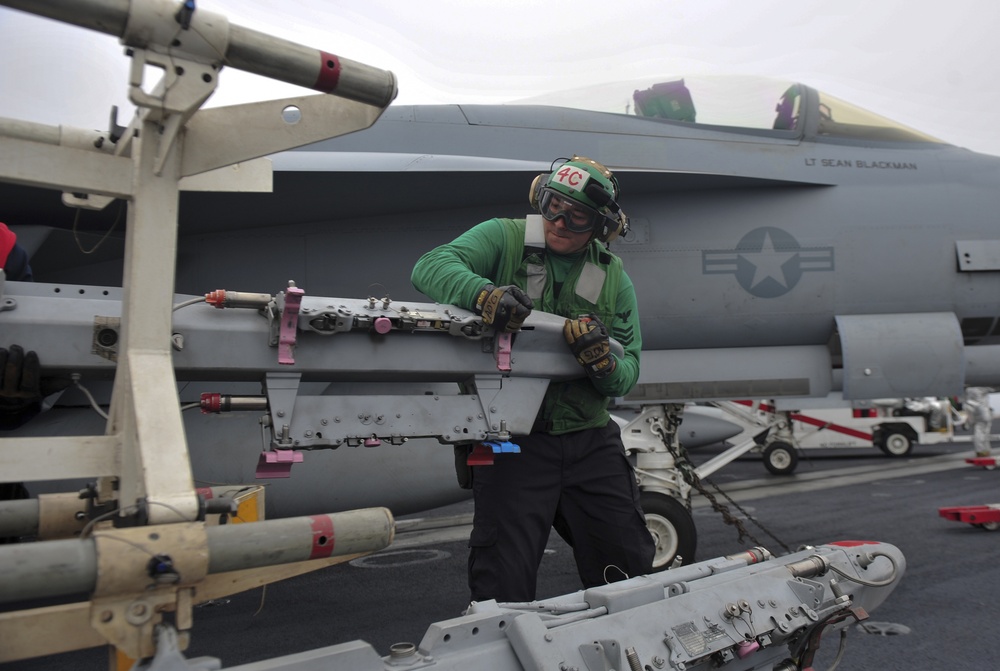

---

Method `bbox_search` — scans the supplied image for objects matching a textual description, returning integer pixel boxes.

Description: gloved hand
[474,284,533,333]
[1,344,42,429]
[563,314,616,379]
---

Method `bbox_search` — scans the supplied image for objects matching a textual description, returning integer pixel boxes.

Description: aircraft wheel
[763,441,798,475]
[879,432,913,457]
[641,492,697,570]
[982,521,1000,532]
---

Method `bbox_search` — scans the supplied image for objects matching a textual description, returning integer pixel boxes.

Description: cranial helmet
[529,156,629,242]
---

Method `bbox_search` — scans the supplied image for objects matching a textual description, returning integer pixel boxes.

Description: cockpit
[513,75,944,144]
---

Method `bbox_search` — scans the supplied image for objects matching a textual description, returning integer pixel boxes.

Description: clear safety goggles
[539,187,607,233]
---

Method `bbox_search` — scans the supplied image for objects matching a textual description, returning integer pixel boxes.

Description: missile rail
[0,280,618,459]
[136,540,906,671]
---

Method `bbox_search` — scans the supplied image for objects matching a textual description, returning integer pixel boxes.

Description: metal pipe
[0,537,99,602]
[206,508,394,574]
[0,0,397,107]
[0,507,394,603]
[0,499,40,538]
[786,554,830,579]
[0,0,129,35]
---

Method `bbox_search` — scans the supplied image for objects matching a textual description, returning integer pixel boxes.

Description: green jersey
[411,217,642,434]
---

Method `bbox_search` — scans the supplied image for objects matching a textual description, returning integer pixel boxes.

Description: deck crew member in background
[0,222,33,282]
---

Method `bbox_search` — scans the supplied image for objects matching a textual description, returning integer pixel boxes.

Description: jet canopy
[514,75,944,144]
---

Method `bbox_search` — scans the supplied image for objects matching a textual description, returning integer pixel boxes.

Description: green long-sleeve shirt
[411,218,642,429]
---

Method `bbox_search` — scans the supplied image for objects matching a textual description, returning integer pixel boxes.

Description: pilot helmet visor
[538,187,606,233]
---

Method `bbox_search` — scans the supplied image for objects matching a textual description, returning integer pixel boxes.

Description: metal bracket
[278,286,305,365]
[264,372,303,449]
[578,639,623,671]
[90,523,208,659]
[496,332,512,372]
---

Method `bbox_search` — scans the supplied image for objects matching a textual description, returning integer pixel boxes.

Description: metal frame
[0,0,397,661]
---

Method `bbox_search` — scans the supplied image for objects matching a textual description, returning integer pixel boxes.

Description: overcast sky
[1,0,999,156]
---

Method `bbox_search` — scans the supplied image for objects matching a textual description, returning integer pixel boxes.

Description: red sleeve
[0,223,16,265]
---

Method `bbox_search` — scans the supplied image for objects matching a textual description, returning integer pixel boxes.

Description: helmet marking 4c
[530,155,629,242]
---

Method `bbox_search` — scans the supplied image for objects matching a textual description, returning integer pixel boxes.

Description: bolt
[321,419,328,426]
[100,610,113,623]
[304,431,313,438]
[130,603,147,617]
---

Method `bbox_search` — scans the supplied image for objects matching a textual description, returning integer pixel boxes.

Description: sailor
[411,156,654,602]
[1,222,36,523]
[1,222,40,430]
[964,386,994,457]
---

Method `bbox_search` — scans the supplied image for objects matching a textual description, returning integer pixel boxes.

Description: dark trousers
[468,420,654,603]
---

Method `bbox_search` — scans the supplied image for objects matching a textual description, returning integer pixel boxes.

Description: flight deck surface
[5,437,998,670]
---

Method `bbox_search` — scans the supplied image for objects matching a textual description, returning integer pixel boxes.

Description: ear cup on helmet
[596,213,628,243]
[597,221,616,243]
[528,174,546,211]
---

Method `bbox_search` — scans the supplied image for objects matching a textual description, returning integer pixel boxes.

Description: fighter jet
[4,71,999,559]
[10,73,1000,408]
[0,7,923,666]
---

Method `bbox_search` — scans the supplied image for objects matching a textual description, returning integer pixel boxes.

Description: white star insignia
[740,231,798,289]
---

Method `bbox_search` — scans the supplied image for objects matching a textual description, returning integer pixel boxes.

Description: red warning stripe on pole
[308,515,336,559]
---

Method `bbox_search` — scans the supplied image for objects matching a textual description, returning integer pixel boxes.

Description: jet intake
[836,313,963,400]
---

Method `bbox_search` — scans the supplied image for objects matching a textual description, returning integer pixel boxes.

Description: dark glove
[563,314,616,379]
[0,345,42,429]
[474,284,533,333]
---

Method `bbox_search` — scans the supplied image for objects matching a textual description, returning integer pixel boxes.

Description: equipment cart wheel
[876,425,915,457]
[763,441,798,475]
[641,492,697,570]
